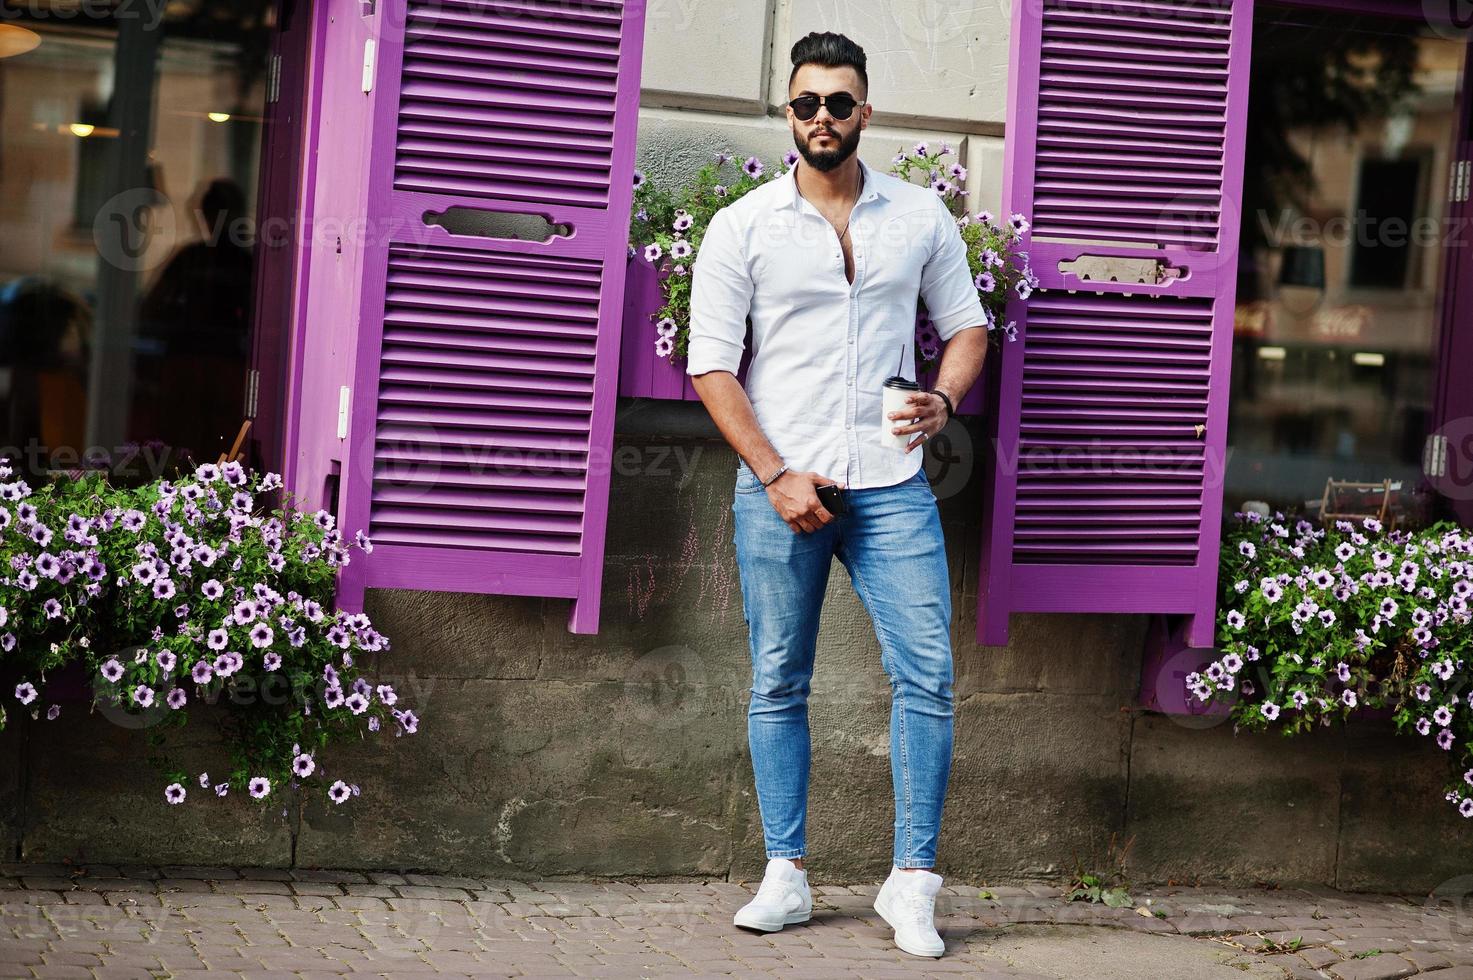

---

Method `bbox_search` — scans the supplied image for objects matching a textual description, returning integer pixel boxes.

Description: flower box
[617,253,986,414]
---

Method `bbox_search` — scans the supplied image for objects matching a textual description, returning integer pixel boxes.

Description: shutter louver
[333,0,646,633]
[978,0,1251,648]
[396,0,623,207]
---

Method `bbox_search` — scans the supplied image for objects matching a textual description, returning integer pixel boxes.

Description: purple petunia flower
[207,628,228,651]
[101,658,124,683]
[192,660,214,684]
[742,156,763,178]
[132,685,155,708]
[42,598,61,619]
[202,579,224,601]
[292,753,315,778]
[249,623,274,649]
[166,688,187,709]
[232,599,257,624]
[14,681,37,705]
[249,776,271,799]
[328,780,351,804]
[165,782,186,805]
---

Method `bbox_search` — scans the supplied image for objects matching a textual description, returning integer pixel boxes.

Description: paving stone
[0,863,1465,977]
[1327,953,1418,980]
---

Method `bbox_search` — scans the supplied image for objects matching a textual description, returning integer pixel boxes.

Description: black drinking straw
[895,344,903,378]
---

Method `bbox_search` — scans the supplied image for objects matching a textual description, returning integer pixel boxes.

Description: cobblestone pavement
[4,863,1473,978]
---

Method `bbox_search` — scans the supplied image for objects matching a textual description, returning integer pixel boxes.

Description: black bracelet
[930,388,955,420]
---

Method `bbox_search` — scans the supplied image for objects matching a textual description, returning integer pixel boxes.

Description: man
[685,31,989,959]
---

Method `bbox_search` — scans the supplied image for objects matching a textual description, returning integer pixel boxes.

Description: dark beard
[793,123,861,172]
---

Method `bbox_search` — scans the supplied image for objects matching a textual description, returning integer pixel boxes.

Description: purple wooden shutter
[332,0,647,633]
[978,0,1253,648]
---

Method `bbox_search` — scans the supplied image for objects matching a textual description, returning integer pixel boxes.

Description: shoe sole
[733,909,811,932]
[873,892,945,958]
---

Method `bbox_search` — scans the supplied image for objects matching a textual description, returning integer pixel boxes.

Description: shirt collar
[779,156,886,211]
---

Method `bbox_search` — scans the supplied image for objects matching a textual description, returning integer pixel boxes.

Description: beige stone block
[640,0,775,110]
[775,0,1011,127]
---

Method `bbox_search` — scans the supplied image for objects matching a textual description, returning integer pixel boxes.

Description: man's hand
[767,470,846,534]
[889,391,950,454]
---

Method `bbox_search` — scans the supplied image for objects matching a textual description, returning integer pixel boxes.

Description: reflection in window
[0,2,274,482]
[1226,5,1464,530]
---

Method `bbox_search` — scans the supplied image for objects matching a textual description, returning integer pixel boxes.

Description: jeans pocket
[735,464,765,494]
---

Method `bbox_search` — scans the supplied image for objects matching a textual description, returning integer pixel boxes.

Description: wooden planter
[617,253,987,414]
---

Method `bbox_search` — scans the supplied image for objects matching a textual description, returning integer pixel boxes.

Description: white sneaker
[733,858,812,932]
[874,867,945,957]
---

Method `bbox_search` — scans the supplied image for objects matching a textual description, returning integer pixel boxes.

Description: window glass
[0,2,274,481]
[1226,5,1465,529]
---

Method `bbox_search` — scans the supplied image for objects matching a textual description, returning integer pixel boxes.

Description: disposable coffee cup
[879,375,922,450]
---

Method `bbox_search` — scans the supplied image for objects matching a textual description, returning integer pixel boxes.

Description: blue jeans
[731,460,954,868]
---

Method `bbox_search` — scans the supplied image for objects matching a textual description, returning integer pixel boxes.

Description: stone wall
[6,408,1473,894]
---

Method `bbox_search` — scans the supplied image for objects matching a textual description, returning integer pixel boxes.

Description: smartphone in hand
[816,483,846,517]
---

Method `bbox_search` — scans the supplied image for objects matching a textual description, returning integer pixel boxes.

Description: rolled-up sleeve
[686,206,752,377]
[919,195,987,342]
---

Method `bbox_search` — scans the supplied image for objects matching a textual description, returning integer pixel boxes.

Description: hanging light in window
[0,24,40,60]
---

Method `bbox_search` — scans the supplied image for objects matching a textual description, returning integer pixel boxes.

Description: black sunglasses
[787,93,866,121]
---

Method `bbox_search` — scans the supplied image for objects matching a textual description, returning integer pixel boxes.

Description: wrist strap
[761,463,789,487]
[931,388,955,420]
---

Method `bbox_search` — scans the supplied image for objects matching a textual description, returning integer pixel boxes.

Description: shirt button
[848,336,855,344]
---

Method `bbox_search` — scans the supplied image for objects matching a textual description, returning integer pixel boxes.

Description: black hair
[788,32,867,96]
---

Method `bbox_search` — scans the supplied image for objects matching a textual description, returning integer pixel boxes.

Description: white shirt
[685,156,986,489]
